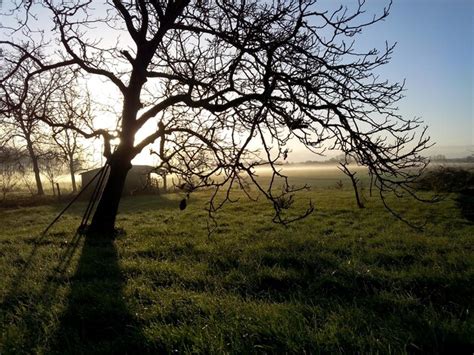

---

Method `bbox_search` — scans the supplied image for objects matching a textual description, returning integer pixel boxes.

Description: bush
[416,167,474,192]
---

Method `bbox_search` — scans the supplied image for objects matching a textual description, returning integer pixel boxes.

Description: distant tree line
[284,153,474,165]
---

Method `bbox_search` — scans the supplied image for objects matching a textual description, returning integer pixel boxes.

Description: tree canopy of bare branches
[0,0,432,234]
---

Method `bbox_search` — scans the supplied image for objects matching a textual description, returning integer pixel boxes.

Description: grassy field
[0,166,473,353]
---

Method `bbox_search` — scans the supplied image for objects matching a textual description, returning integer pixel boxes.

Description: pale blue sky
[358,0,473,157]
[283,0,473,160]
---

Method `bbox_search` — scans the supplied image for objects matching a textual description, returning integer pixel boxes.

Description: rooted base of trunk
[86,159,132,236]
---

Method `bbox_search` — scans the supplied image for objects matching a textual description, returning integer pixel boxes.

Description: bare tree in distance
[40,148,66,196]
[0,145,21,201]
[0,67,67,195]
[0,0,432,234]
[51,85,95,193]
[338,156,365,209]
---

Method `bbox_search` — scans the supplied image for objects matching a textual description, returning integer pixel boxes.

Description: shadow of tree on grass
[51,234,146,354]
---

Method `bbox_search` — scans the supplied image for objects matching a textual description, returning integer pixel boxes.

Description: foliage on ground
[0,168,473,353]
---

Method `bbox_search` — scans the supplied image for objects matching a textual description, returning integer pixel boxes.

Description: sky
[352,0,473,157]
[290,0,473,161]
[1,0,473,162]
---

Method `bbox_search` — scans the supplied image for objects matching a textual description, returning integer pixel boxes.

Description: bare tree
[338,156,364,209]
[0,70,65,195]
[0,145,21,201]
[51,85,94,193]
[40,148,66,196]
[52,129,82,193]
[0,1,432,234]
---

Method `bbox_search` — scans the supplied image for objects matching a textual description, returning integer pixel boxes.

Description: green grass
[0,167,473,353]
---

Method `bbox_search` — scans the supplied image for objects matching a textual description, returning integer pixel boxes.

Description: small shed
[79,165,155,198]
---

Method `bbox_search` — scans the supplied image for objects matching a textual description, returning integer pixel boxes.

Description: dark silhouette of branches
[0,0,433,233]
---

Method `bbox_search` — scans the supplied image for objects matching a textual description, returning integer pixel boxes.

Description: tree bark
[26,140,44,196]
[87,46,147,235]
[69,159,77,193]
[162,173,167,192]
[87,156,132,235]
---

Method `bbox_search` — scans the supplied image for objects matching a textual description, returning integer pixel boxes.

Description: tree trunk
[162,173,167,192]
[87,157,132,235]
[339,163,364,209]
[26,141,44,196]
[69,159,77,193]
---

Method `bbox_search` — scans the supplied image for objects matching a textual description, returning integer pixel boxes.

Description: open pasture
[0,165,472,353]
